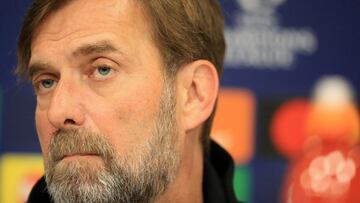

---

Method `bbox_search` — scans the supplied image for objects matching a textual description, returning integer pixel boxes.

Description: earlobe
[177,60,219,132]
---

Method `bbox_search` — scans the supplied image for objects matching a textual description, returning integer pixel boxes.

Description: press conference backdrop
[1,0,359,202]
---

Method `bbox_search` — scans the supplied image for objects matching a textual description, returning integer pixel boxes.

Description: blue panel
[2,85,39,153]
[0,0,37,153]
[0,0,32,88]
[250,160,288,203]
[0,86,2,152]
[219,0,360,97]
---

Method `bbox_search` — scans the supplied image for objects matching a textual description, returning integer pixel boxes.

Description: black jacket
[203,141,242,203]
[27,141,242,203]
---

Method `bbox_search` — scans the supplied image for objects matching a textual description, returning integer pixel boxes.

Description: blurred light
[306,104,360,145]
[234,166,252,202]
[300,150,355,196]
[19,171,43,203]
[306,75,360,144]
[0,154,43,203]
[312,75,355,107]
[270,98,310,159]
[282,143,360,203]
[211,88,256,165]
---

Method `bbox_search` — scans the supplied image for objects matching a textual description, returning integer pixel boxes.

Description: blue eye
[97,66,111,76]
[41,79,55,88]
[91,64,115,80]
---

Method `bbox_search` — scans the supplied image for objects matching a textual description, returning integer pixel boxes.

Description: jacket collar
[203,141,242,203]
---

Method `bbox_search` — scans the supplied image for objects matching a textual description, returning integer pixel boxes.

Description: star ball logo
[225,0,318,69]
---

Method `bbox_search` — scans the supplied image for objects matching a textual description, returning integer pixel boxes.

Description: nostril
[64,119,76,125]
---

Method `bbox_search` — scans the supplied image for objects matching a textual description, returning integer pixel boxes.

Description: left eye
[92,65,114,80]
[97,66,111,76]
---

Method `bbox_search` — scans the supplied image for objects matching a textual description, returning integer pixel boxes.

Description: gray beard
[44,80,180,203]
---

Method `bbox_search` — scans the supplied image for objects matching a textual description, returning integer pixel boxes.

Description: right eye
[41,79,55,88]
[33,78,57,94]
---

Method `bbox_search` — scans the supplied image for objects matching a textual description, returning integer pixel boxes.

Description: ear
[176,60,219,132]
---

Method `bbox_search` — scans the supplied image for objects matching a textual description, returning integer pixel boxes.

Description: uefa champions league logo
[235,0,286,27]
[238,0,286,15]
[225,0,318,69]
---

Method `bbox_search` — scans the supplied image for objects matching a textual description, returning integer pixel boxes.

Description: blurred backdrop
[0,0,359,202]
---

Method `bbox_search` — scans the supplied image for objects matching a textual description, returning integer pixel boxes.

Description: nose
[47,79,85,129]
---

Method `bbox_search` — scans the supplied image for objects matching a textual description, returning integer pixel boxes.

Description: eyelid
[91,57,120,69]
[31,69,58,83]
[89,58,119,80]
[90,65,115,81]
[32,74,58,94]
[32,72,54,82]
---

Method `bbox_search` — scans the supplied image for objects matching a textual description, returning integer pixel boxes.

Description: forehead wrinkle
[28,40,129,81]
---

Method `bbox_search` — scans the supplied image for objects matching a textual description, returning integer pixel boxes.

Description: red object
[282,142,360,203]
[270,98,310,160]
[305,103,360,145]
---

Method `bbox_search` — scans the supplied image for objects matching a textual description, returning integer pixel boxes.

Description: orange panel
[211,88,256,165]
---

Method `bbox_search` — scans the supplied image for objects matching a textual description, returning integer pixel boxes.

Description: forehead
[31,0,152,56]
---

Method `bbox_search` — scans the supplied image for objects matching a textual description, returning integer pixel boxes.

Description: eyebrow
[28,40,121,80]
[28,62,55,81]
[72,40,119,56]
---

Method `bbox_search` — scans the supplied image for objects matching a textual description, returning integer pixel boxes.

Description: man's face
[30,0,182,202]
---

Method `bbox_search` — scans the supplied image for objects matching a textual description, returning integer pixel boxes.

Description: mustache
[48,128,116,163]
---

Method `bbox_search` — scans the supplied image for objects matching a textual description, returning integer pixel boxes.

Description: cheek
[87,82,163,154]
[35,107,53,158]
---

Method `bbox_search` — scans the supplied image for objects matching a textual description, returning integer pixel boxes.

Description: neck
[156,130,204,203]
